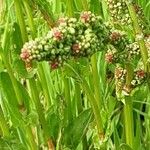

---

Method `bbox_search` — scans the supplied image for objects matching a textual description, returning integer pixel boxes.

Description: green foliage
[0,0,150,150]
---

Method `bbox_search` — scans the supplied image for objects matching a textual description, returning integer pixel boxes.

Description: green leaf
[12,22,23,56]
[13,59,36,78]
[0,136,26,150]
[46,112,60,140]
[90,0,102,15]
[119,143,133,150]
[64,109,92,149]
[0,72,23,127]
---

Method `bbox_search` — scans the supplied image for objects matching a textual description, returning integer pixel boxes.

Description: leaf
[13,59,36,78]
[0,72,23,127]
[0,136,26,150]
[90,0,102,15]
[0,59,4,73]
[119,143,133,150]
[64,109,92,149]
[26,110,39,126]
[11,22,23,56]
[64,58,90,81]
[46,112,60,140]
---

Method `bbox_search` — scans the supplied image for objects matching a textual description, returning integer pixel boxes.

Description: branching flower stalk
[20,11,107,140]
[125,0,149,71]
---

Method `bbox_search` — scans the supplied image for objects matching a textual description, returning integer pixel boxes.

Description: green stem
[14,0,28,42]
[81,0,89,11]
[123,64,134,148]
[126,1,148,71]
[23,0,36,38]
[75,82,82,114]
[0,106,10,137]
[28,79,54,149]
[26,126,38,150]
[91,54,103,110]
[66,0,74,17]
[82,78,104,139]
[63,75,73,122]
[123,97,134,148]
[38,63,52,107]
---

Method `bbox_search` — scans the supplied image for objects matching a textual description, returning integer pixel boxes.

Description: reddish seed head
[25,62,32,69]
[136,70,145,78]
[52,28,63,41]
[80,12,91,23]
[20,49,30,61]
[110,32,121,42]
[58,17,66,25]
[72,43,80,53]
[105,53,114,63]
[133,4,141,13]
[50,60,59,70]
[115,67,123,79]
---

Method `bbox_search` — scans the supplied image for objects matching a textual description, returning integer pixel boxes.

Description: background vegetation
[0,0,150,149]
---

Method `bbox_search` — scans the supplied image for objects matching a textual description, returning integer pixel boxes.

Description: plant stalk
[125,1,149,71]
[123,63,134,148]
[0,106,10,137]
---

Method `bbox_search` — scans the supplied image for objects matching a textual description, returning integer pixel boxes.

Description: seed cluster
[20,9,148,89]
[20,11,107,69]
[106,0,145,28]
[106,0,131,25]
[104,29,148,89]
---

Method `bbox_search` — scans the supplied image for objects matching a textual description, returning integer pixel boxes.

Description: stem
[66,0,74,17]
[75,82,82,114]
[91,54,103,110]
[125,1,149,71]
[123,64,134,148]
[81,0,89,11]
[38,63,52,107]
[65,63,104,139]
[0,106,10,137]
[23,0,36,38]
[14,0,28,42]
[28,79,54,149]
[82,78,104,139]
[123,97,134,148]
[63,75,73,123]
[26,126,38,150]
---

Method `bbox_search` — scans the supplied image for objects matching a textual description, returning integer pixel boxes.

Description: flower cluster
[108,29,130,50]
[20,11,108,69]
[106,0,145,28]
[131,69,146,86]
[106,0,131,25]
[145,35,150,63]
[105,29,130,64]
[105,47,117,64]
[104,29,148,90]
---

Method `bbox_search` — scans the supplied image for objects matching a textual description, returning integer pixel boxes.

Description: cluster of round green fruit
[20,11,108,69]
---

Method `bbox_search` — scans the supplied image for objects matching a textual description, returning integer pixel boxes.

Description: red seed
[20,49,30,61]
[80,12,91,23]
[72,43,80,53]
[136,70,145,78]
[52,28,63,40]
[105,53,114,63]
